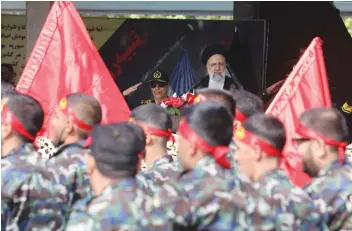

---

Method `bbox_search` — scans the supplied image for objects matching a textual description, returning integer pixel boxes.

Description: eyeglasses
[150,82,167,88]
[207,62,226,69]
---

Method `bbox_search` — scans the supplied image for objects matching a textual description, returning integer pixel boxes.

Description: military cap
[201,44,228,65]
[90,122,146,174]
[146,70,169,84]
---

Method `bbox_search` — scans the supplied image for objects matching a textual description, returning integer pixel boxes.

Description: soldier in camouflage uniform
[295,108,352,230]
[65,122,171,230]
[233,113,328,230]
[1,92,47,168]
[130,104,182,196]
[154,102,254,230]
[48,93,102,208]
[1,93,70,230]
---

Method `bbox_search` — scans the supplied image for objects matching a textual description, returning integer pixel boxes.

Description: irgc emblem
[59,97,67,110]
[153,71,162,79]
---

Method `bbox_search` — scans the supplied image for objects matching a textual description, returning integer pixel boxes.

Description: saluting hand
[123,82,142,97]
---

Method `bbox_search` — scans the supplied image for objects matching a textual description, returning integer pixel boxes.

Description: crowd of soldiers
[1,84,352,231]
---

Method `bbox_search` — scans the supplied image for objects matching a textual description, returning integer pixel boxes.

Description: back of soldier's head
[232,90,264,118]
[90,122,146,177]
[66,93,102,136]
[299,107,349,143]
[196,88,236,118]
[183,101,233,147]
[1,82,16,98]
[130,104,172,131]
[243,113,286,152]
[3,93,44,142]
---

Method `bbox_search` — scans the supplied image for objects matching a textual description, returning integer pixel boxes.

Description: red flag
[266,37,332,187]
[16,2,130,137]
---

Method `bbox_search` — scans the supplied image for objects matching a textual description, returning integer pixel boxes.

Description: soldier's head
[86,122,145,194]
[50,93,102,146]
[233,113,286,181]
[1,63,15,84]
[231,90,264,127]
[1,92,44,156]
[295,107,349,177]
[201,44,228,81]
[1,82,16,98]
[130,104,172,157]
[195,88,236,119]
[147,70,169,103]
[177,102,233,170]
[131,104,172,144]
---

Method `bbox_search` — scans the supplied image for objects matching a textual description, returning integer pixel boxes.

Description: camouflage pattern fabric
[48,141,93,209]
[1,143,47,171]
[304,161,352,230]
[345,143,352,165]
[244,168,329,230]
[65,177,171,231]
[1,164,71,230]
[136,155,182,196]
[154,155,253,230]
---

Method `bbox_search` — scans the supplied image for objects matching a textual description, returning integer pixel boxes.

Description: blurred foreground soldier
[1,93,70,230]
[155,102,252,230]
[131,104,181,196]
[295,108,352,230]
[66,122,170,231]
[1,93,46,168]
[48,93,102,208]
[194,44,241,92]
[234,114,328,230]
[230,89,265,170]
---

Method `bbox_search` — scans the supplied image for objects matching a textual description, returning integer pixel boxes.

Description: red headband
[2,104,36,141]
[234,126,281,157]
[59,97,93,131]
[295,122,347,163]
[178,118,231,169]
[235,109,247,122]
[129,118,175,143]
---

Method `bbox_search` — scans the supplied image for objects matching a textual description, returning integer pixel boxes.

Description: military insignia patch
[235,126,245,140]
[153,71,162,79]
[59,97,67,110]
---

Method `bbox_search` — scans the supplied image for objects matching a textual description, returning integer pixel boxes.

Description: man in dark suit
[194,44,241,92]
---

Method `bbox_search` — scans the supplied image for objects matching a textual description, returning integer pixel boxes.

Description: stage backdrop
[1,14,126,81]
[2,15,267,109]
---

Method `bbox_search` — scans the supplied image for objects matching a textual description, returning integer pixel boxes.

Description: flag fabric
[16,1,130,137]
[169,51,197,96]
[266,37,332,187]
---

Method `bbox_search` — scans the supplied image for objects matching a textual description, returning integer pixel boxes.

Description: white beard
[210,72,225,82]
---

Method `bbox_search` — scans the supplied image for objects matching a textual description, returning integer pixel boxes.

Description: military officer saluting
[123,70,170,106]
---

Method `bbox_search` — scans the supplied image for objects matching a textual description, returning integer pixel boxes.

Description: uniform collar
[257,168,287,185]
[54,140,87,156]
[2,143,35,159]
[317,160,342,177]
[101,177,136,196]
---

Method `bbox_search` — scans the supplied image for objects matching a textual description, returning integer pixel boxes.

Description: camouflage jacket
[136,155,182,196]
[304,161,352,231]
[48,141,93,209]
[154,155,252,230]
[1,143,47,172]
[65,177,171,231]
[244,168,328,230]
[1,164,71,231]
